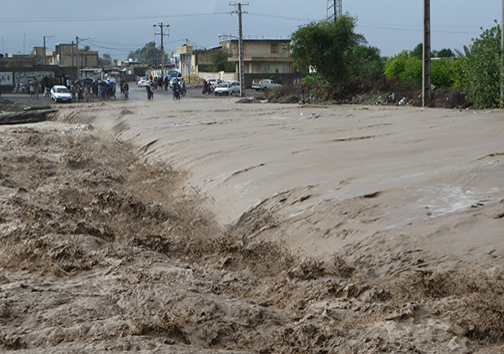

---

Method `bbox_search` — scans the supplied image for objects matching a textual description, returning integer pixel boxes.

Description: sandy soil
[1,97,504,353]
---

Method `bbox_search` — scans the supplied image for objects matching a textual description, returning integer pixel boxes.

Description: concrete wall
[0,66,77,92]
[198,71,237,82]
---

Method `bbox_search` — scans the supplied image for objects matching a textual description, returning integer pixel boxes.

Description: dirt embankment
[0,109,504,353]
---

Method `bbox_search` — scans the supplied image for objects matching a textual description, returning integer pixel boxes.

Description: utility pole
[230,2,248,97]
[422,0,431,108]
[154,23,170,79]
[327,0,343,22]
[43,35,54,65]
[501,0,504,107]
[76,36,94,80]
[76,36,80,80]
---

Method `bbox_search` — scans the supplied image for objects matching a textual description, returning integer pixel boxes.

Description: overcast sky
[0,0,501,59]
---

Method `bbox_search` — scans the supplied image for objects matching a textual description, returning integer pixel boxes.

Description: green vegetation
[462,23,502,108]
[128,41,167,67]
[98,53,114,68]
[292,16,370,86]
[288,14,504,108]
[209,50,235,72]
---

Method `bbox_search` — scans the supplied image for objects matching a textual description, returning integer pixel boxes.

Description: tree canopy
[462,23,502,108]
[98,53,114,68]
[128,41,167,66]
[210,49,235,72]
[291,15,367,85]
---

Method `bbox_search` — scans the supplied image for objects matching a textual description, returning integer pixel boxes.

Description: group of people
[13,74,60,96]
[201,79,221,94]
[145,74,186,101]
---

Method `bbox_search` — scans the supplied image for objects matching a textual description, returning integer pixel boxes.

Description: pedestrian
[164,76,169,91]
[123,82,129,100]
[29,81,35,98]
[146,85,154,100]
[34,80,40,100]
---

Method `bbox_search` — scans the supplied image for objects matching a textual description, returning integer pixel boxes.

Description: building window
[271,44,279,54]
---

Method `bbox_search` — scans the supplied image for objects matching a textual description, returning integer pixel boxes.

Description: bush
[463,24,502,108]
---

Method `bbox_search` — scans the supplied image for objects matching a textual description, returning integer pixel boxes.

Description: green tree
[210,50,235,72]
[291,15,364,86]
[384,51,408,80]
[436,48,455,58]
[128,41,166,66]
[431,59,456,88]
[411,43,423,59]
[347,45,385,81]
[384,51,422,84]
[98,53,114,67]
[385,49,461,89]
[463,24,502,108]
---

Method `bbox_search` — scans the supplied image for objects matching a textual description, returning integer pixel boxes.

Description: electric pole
[230,2,248,97]
[501,0,504,107]
[43,35,54,65]
[154,23,170,79]
[327,0,343,22]
[422,0,431,108]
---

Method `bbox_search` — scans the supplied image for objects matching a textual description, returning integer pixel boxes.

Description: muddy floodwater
[1,97,504,353]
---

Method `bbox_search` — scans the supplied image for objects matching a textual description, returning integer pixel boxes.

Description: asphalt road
[1,84,263,104]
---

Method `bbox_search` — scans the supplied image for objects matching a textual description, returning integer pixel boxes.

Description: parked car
[137,76,151,87]
[229,81,241,95]
[50,85,72,103]
[251,79,282,91]
[214,83,231,96]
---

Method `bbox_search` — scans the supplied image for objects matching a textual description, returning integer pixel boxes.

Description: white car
[229,82,241,95]
[50,85,72,103]
[137,76,151,87]
[207,78,222,92]
[214,83,231,96]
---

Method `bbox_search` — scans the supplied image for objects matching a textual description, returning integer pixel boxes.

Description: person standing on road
[123,82,129,100]
[164,76,169,91]
[34,80,40,99]
[146,85,153,100]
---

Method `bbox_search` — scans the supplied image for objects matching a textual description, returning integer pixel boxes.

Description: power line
[248,12,313,22]
[356,24,480,34]
[0,12,230,23]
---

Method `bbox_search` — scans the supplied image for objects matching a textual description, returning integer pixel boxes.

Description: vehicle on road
[228,82,241,95]
[251,79,282,91]
[50,85,72,103]
[214,83,231,96]
[207,78,222,92]
[167,70,180,80]
[137,77,151,87]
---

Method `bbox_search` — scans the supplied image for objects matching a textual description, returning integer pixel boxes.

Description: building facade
[37,44,98,68]
[221,38,293,74]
